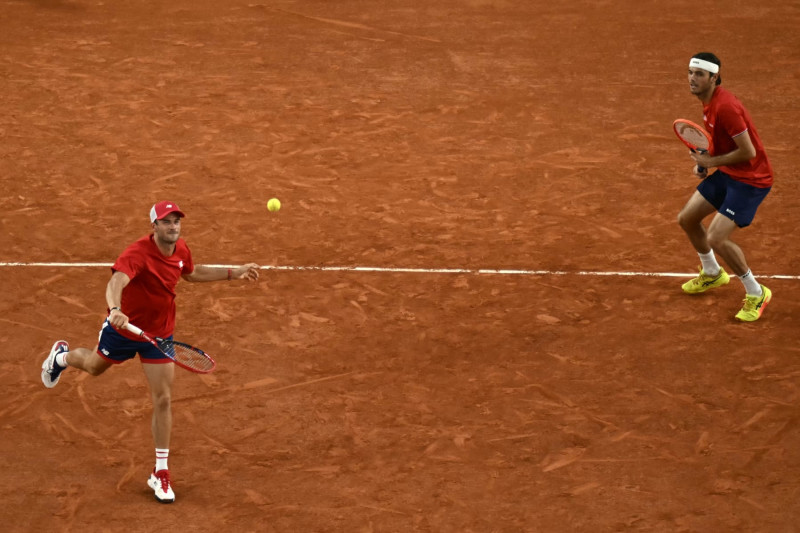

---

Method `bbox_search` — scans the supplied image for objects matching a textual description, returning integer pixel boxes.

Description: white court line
[2,262,799,280]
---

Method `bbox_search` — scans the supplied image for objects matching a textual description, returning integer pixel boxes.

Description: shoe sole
[41,369,58,388]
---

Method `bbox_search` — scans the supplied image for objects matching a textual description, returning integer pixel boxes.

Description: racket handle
[124,323,144,336]
[693,148,707,174]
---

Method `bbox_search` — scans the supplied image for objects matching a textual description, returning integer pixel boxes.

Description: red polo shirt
[111,234,194,340]
[703,86,773,187]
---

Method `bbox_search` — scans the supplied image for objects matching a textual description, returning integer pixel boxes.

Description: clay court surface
[2,1,800,531]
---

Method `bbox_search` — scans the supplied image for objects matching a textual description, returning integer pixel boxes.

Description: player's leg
[708,180,772,321]
[41,342,113,388]
[677,189,729,293]
[677,189,718,254]
[42,321,147,388]
[142,361,176,503]
[142,361,174,449]
[66,347,114,376]
[42,320,144,388]
[705,213,747,276]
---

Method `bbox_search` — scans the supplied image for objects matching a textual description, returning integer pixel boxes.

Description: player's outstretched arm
[183,263,260,283]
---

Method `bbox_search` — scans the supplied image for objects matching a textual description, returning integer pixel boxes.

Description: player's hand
[693,165,708,179]
[691,151,713,169]
[233,263,260,281]
[108,308,129,329]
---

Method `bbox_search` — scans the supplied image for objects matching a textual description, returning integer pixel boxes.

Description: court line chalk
[1,262,798,280]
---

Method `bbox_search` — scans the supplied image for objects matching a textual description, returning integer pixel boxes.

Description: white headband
[689,58,719,74]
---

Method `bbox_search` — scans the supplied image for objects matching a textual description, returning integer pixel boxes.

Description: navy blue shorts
[96,321,172,364]
[697,170,771,227]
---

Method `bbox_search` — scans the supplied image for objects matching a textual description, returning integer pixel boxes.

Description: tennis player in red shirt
[41,201,260,503]
[677,52,773,322]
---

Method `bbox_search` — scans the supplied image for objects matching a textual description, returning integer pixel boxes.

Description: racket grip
[694,148,707,174]
[124,323,144,336]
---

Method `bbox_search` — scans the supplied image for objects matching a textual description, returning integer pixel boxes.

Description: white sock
[55,352,69,367]
[155,448,169,472]
[698,250,720,276]
[739,270,762,296]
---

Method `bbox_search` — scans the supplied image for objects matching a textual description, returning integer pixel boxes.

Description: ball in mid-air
[267,198,281,212]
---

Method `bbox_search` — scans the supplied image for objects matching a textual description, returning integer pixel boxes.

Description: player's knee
[86,364,108,377]
[706,231,726,250]
[677,209,694,230]
[151,391,172,411]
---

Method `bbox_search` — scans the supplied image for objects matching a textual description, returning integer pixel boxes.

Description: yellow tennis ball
[267,198,281,212]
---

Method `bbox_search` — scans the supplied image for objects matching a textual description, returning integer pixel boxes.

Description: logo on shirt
[179,260,184,269]
[726,208,735,216]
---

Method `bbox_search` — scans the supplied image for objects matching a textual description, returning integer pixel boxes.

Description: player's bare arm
[183,263,260,283]
[106,271,131,328]
[692,130,757,169]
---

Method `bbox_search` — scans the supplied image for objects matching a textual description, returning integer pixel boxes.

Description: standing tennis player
[677,52,774,321]
[40,201,260,503]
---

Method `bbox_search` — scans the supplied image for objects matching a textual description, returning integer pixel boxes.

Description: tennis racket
[673,119,713,173]
[124,323,216,374]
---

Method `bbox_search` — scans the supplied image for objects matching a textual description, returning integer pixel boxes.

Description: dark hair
[692,52,722,85]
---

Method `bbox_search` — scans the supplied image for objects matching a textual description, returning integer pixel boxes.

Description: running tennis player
[41,201,260,502]
[676,52,774,322]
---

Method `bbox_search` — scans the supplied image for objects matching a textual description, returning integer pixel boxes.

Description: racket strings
[676,124,711,150]
[161,341,215,372]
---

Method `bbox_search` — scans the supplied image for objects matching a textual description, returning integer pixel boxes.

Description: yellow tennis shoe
[681,266,730,294]
[735,284,772,322]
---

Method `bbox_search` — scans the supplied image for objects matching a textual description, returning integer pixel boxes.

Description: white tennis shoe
[41,340,69,388]
[148,469,175,503]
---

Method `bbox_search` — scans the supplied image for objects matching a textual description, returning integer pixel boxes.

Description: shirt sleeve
[716,102,748,139]
[112,242,145,280]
